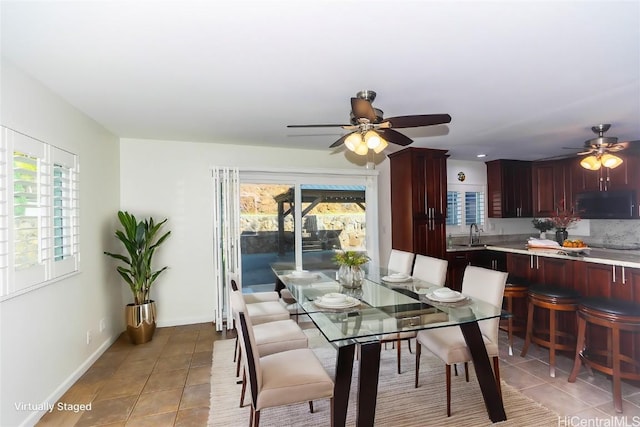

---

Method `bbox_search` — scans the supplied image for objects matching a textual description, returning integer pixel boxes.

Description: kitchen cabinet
[532,159,571,217]
[389,148,449,259]
[486,160,532,218]
[577,153,639,193]
[476,250,507,272]
[445,250,506,291]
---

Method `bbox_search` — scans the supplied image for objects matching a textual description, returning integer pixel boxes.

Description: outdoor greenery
[104,211,171,305]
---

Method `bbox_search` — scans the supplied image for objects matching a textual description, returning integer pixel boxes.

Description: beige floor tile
[153,354,193,373]
[520,383,591,415]
[124,411,176,426]
[500,364,546,390]
[95,373,150,401]
[174,407,209,427]
[168,331,199,344]
[113,358,157,378]
[186,366,211,386]
[130,388,183,418]
[142,369,188,393]
[190,351,213,367]
[75,396,138,427]
[595,398,640,417]
[179,383,210,410]
[161,342,196,357]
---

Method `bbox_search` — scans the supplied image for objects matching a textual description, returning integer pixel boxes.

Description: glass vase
[555,228,568,246]
[338,265,364,288]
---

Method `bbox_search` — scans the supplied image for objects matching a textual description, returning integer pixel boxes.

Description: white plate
[314,296,360,309]
[425,291,467,303]
[382,275,412,283]
[558,246,590,253]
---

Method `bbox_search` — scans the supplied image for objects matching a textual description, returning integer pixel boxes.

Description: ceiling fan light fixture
[364,130,383,149]
[580,155,602,170]
[354,140,369,156]
[601,153,623,169]
[373,138,388,154]
[344,133,362,152]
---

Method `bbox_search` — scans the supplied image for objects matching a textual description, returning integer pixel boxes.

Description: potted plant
[531,218,554,239]
[334,250,370,288]
[550,199,580,245]
[104,211,171,344]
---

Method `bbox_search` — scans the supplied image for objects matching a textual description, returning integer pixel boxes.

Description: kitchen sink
[454,243,486,248]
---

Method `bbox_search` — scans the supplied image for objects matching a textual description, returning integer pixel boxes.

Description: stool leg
[549,308,557,377]
[507,295,514,356]
[612,326,623,413]
[520,299,534,357]
[568,315,586,383]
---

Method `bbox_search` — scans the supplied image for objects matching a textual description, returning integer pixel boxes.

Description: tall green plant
[104,211,171,305]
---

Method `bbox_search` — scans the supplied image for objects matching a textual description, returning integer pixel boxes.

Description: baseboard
[156,314,215,328]
[19,333,120,427]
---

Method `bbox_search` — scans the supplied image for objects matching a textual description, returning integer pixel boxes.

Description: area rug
[208,329,559,426]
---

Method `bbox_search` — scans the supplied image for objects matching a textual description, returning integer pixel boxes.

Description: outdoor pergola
[273,185,366,255]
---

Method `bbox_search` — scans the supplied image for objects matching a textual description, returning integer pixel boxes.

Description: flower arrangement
[532,218,555,233]
[550,199,580,229]
[334,250,370,267]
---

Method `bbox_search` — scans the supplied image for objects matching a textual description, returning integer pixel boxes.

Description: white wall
[119,138,374,326]
[0,59,121,427]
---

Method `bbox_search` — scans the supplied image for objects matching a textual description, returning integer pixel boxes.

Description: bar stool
[500,275,530,356]
[568,297,640,413]
[520,283,580,377]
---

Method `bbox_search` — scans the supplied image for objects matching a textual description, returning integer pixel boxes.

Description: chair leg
[254,409,261,427]
[234,337,238,362]
[612,326,623,413]
[236,348,242,377]
[464,362,469,382]
[415,342,421,388]
[507,296,514,356]
[408,338,413,354]
[549,308,557,377]
[309,401,314,413]
[240,370,247,408]
[520,299,534,357]
[249,407,254,427]
[330,397,334,427]
[446,364,451,417]
[493,356,502,399]
[396,338,402,374]
[568,315,587,382]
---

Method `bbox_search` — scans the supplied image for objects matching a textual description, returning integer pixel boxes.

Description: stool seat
[506,274,531,287]
[569,297,640,413]
[580,297,640,317]
[529,283,580,299]
[521,284,580,377]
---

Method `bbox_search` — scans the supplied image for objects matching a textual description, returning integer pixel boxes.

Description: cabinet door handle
[612,265,616,283]
[622,266,626,284]
[530,255,534,270]
[536,256,539,269]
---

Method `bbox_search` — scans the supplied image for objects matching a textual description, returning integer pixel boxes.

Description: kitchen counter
[447,243,640,269]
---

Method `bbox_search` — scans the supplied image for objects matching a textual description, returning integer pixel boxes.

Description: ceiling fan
[287,90,451,155]
[571,124,639,170]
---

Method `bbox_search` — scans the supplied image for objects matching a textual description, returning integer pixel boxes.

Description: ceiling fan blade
[351,98,377,122]
[329,132,353,148]
[377,128,413,146]
[384,114,452,129]
[576,150,593,155]
[287,123,350,128]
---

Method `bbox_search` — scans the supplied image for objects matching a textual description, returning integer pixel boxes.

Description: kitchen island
[446,242,640,371]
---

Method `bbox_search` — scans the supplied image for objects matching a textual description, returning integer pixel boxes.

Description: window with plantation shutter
[447,184,485,233]
[0,126,79,299]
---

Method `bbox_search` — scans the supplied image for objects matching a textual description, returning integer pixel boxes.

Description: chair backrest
[387,249,415,275]
[461,266,508,342]
[412,254,448,286]
[231,290,262,408]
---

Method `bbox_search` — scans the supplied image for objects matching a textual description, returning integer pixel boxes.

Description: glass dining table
[272,264,507,427]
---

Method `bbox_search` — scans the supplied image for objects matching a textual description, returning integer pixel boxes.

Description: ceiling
[1,1,639,162]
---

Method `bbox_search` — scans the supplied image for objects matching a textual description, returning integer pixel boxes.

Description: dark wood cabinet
[486,160,532,218]
[532,160,571,217]
[389,148,449,259]
[572,153,639,193]
[445,250,476,291]
[475,250,507,272]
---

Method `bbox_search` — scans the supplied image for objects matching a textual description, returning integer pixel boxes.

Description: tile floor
[36,321,640,426]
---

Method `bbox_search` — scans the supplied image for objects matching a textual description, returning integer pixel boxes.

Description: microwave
[575,190,637,219]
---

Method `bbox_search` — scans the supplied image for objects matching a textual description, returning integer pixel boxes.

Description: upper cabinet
[389,148,449,259]
[531,159,571,217]
[572,154,639,193]
[486,160,532,218]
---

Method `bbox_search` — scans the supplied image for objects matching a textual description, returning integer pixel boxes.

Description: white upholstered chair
[233,293,334,427]
[412,254,448,287]
[382,254,448,374]
[387,249,415,275]
[415,265,507,416]
[230,291,309,407]
[230,278,290,325]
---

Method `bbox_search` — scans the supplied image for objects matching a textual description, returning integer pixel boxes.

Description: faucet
[469,223,480,245]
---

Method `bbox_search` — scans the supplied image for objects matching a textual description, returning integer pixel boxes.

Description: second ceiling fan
[287,90,451,154]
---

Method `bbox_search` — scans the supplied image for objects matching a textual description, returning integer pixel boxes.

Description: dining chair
[230,291,309,407]
[382,254,448,374]
[230,278,291,369]
[387,249,415,275]
[234,299,334,427]
[414,265,507,417]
